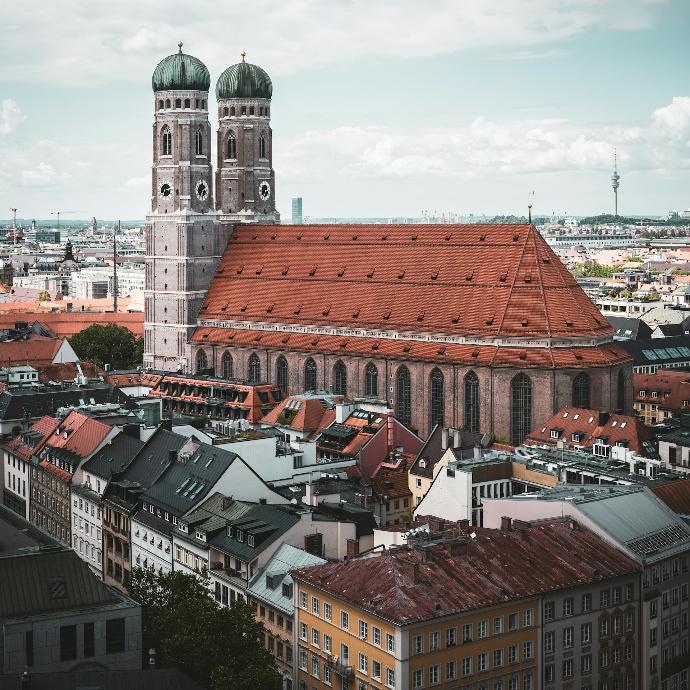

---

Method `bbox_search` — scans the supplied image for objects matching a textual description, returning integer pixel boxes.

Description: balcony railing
[325,656,354,679]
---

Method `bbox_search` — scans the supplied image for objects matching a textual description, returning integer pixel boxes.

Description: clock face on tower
[195,180,209,201]
[159,181,172,198]
[258,181,271,201]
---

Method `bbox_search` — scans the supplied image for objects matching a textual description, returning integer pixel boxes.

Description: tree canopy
[126,568,282,690]
[571,262,619,278]
[69,323,143,369]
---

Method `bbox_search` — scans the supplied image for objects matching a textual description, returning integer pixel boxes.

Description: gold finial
[178,41,183,52]
[240,51,246,61]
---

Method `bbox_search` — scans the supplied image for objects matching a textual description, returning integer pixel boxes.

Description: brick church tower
[143,44,231,371]
[215,53,279,225]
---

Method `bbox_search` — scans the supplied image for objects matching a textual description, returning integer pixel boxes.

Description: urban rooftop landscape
[0,2,689,689]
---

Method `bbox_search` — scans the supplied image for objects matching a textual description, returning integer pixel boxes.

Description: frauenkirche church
[144,45,632,444]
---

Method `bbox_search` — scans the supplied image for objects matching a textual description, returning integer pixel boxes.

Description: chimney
[346,539,359,558]
[168,449,177,464]
[398,558,421,584]
[160,419,172,431]
[221,496,234,511]
[450,541,468,556]
[441,428,449,450]
[304,532,323,557]
[501,516,512,531]
[598,412,610,427]
[259,498,267,505]
[423,548,434,562]
[387,415,395,451]
[428,516,444,533]
[569,519,579,531]
[452,428,461,448]
[456,519,470,530]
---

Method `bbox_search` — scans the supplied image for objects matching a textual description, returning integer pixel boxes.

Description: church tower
[215,53,279,224]
[143,44,231,372]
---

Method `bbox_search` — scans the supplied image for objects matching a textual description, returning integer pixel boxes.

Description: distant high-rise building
[292,197,303,224]
[611,149,621,217]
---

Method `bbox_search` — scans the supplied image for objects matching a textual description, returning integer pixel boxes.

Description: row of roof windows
[642,346,690,360]
[235,231,528,244]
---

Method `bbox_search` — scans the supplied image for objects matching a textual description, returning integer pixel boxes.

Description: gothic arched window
[333,361,347,396]
[195,127,203,156]
[429,368,445,429]
[221,351,233,379]
[365,362,378,397]
[573,372,590,409]
[165,99,171,109]
[196,350,208,374]
[511,373,533,446]
[617,370,626,412]
[230,106,236,116]
[304,358,317,391]
[248,353,261,384]
[396,366,412,427]
[259,134,266,158]
[464,371,480,433]
[161,126,172,156]
[227,131,237,159]
[276,355,289,394]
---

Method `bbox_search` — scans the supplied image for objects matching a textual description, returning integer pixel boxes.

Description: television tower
[611,149,621,217]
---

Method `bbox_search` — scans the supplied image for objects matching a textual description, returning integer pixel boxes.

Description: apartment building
[291,518,639,690]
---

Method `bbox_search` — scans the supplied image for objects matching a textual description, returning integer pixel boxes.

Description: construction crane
[50,210,82,229]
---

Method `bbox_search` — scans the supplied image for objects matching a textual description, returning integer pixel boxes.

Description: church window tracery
[227,131,237,159]
[396,366,412,426]
[511,374,532,445]
[305,358,317,391]
[161,126,172,156]
[195,128,204,156]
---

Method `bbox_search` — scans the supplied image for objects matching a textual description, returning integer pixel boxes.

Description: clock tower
[215,53,279,224]
[143,44,232,372]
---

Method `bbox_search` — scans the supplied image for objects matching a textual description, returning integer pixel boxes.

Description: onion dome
[152,42,210,92]
[216,52,272,99]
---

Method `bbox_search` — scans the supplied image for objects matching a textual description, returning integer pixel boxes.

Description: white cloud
[125,175,149,189]
[276,96,690,183]
[0,0,668,86]
[21,162,58,187]
[0,99,25,135]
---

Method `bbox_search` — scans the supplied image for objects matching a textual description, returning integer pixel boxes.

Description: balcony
[325,656,354,679]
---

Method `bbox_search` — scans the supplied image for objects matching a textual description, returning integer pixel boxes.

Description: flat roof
[0,504,64,558]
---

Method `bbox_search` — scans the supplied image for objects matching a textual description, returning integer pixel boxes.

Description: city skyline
[1,0,689,220]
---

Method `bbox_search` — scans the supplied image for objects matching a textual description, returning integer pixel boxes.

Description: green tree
[572,262,618,279]
[69,323,143,369]
[37,290,51,302]
[126,568,281,690]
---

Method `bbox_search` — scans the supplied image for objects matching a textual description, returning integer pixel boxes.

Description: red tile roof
[0,312,143,338]
[193,327,629,369]
[4,416,60,461]
[651,479,690,515]
[526,407,654,454]
[634,371,690,413]
[292,518,639,625]
[198,225,612,342]
[44,410,111,459]
[260,395,338,436]
[0,336,62,368]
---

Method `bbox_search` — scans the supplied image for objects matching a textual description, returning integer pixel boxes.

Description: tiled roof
[44,410,111,459]
[634,370,690,412]
[292,518,640,625]
[651,478,690,515]
[526,407,654,455]
[4,416,59,461]
[0,336,62,368]
[193,326,630,369]
[260,394,339,436]
[0,311,143,338]
[197,224,613,342]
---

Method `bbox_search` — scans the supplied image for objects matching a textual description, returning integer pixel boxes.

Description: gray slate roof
[247,543,326,615]
[82,432,144,480]
[174,492,252,547]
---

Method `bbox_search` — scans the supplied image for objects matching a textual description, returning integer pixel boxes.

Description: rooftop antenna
[113,221,119,313]
[611,148,621,217]
[528,191,535,224]
[9,208,17,246]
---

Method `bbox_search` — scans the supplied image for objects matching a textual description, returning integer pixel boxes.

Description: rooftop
[292,518,639,626]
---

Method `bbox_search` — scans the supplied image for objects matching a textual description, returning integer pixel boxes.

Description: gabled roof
[4,415,59,461]
[292,518,639,626]
[651,478,690,516]
[0,311,143,338]
[198,224,612,341]
[247,543,326,615]
[260,393,339,436]
[82,432,145,480]
[527,407,655,456]
[634,370,690,412]
[44,410,111,459]
[0,336,62,368]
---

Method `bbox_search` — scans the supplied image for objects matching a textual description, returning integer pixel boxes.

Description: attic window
[322,306,331,316]
[281,266,289,275]
[451,316,460,324]
[372,342,380,350]
[367,269,375,278]
[486,316,494,325]
[352,234,358,240]
[221,303,229,311]
[254,333,263,342]
[202,333,209,339]
[323,233,330,240]
[499,273,507,282]
[471,350,479,358]
[352,309,360,318]
[416,312,425,322]
[266,303,275,313]
[543,257,551,264]
[296,233,302,240]
[524,274,532,283]
[271,233,277,240]
[294,304,302,314]
[411,234,418,241]
[281,336,290,344]
[236,265,244,274]
[381,234,388,240]
[248,534,255,547]
[311,337,319,346]
[565,320,573,327]
[479,234,486,241]
[519,351,527,360]
[445,234,452,241]
[398,270,405,279]
[340,340,348,348]
[255,266,263,275]
[575,353,583,361]
[465,270,474,281]
[513,234,519,241]
[227,334,235,341]
[309,266,317,276]
[419,459,427,469]
[338,266,346,277]
[437,347,446,356]
[403,344,412,353]
[383,310,391,320]
[431,269,439,280]
[521,320,528,327]
[240,304,247,312]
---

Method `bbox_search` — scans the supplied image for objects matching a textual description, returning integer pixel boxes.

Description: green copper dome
[216,53,272,99]
[152,43,210,92]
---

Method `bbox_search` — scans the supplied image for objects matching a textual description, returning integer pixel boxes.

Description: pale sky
[1,0,689,221]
